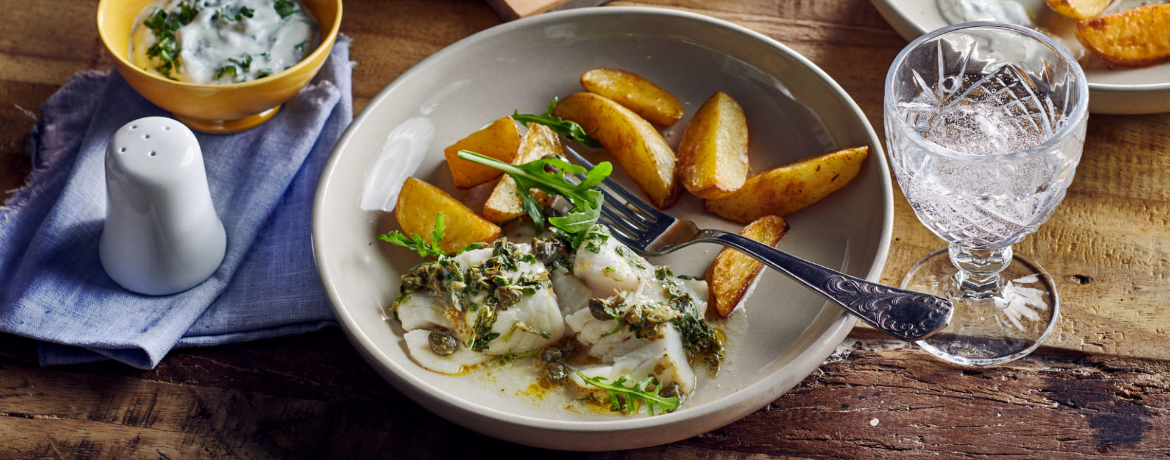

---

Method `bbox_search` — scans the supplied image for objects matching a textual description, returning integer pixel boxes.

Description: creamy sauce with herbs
[130,0,319,84]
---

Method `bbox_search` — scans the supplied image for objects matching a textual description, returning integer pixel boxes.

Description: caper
[540,347,562,363]
[428,331,458,357]
[495,285,524,308]
[402,263,437,291]
[532,238,566,264]
[546,361,569,382]
[659,382,683,402]
[589,297,623,320]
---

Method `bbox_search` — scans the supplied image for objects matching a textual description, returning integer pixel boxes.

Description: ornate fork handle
[692,229,953,341]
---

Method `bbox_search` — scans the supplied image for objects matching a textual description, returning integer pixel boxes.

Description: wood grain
[0,331,1166,458]
[1,0,1169,458]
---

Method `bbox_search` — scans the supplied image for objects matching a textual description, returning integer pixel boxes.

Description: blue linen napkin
[0,36,353,369]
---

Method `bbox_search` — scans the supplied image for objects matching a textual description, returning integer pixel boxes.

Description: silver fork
[562,147,953,341]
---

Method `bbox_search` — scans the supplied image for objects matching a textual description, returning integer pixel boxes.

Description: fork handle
[696,229,953,341]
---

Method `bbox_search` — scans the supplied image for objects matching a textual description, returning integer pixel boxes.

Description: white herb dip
[130,0,320,84]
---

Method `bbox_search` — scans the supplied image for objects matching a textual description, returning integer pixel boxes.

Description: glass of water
[884,22,1088,366]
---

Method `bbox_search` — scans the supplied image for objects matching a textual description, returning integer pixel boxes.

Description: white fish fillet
[482,256,566,355]
[403,329,489,374]
[396,292,454,331]
[573,226,651,298]
[551,267,592,317]
[572,323,697,396]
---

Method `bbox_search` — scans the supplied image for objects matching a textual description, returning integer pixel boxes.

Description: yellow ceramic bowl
[97,0,342,133]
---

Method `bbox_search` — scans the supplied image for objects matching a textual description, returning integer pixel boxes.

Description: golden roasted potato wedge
[1046,0,1111,20]
[552,92,681,209]
[1076,5,1170,66]
[396,177,501,254]
[705,215,789,318]
[581,68,684,127]
[677,91,749,199]
[705,146,868,224]
[482,124,559,224]
[443,117,522,189]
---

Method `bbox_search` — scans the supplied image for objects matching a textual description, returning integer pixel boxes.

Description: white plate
[312,7,893,450]
[870,0,1170,114]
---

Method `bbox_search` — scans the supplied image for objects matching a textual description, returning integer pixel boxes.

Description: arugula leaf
[457,150,611,242]
[376,212,448,258]
[512,98,602,148]
[576,372,680,416]
[374,212,486,258]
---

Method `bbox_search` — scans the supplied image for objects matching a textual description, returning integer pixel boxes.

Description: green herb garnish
[467,306,500,352]
[457,151,611,244]
[256,69,273,79]
[274,0,298,18]
[375,212,487,258]
[143,3,198,78]
[230,53,253,72]
[512,98,602,148]
[215,65,238,80]
[178,2,200,23]
[213,5,255,21]
[496,348,540,364]
[577,373,680,416]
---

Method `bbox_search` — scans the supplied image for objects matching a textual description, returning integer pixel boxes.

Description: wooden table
[1,0,1168,457]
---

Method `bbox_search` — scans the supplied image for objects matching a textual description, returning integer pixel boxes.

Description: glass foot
[902,248,1059,366]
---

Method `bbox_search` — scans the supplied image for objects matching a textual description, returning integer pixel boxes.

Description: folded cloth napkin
[0,37,353,369]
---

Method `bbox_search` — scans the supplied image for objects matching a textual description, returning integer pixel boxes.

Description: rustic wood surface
[1,0,1168,458]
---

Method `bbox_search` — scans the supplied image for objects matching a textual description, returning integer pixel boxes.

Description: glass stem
[948,244,1012,299]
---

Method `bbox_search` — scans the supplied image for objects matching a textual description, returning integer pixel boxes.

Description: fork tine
[595,178,664,218]
[598,214,638,242]
[597,188,653,227]
[562,145,597,169]
[600,204,647,231]
[562,146,667,219]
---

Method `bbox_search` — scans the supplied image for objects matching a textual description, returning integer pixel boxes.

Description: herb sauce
[130,0,319,84]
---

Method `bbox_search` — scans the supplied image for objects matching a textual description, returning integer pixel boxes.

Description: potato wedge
[396,177,501,254]
[705,146,868,224]
[676,92,749,199]
[482,124,560,224]
[552,92,681,209]
[1076,5,1170,66]
[581,68,684,127]
[705,216,789,318]
[1046,0,1111,20]
[443,117,522,188]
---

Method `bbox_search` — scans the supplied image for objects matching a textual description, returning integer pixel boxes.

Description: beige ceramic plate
[870,0,1170,114]
[313,7,892,451]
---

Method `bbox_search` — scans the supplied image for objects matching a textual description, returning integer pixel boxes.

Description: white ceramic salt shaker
[99,117,226,295]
